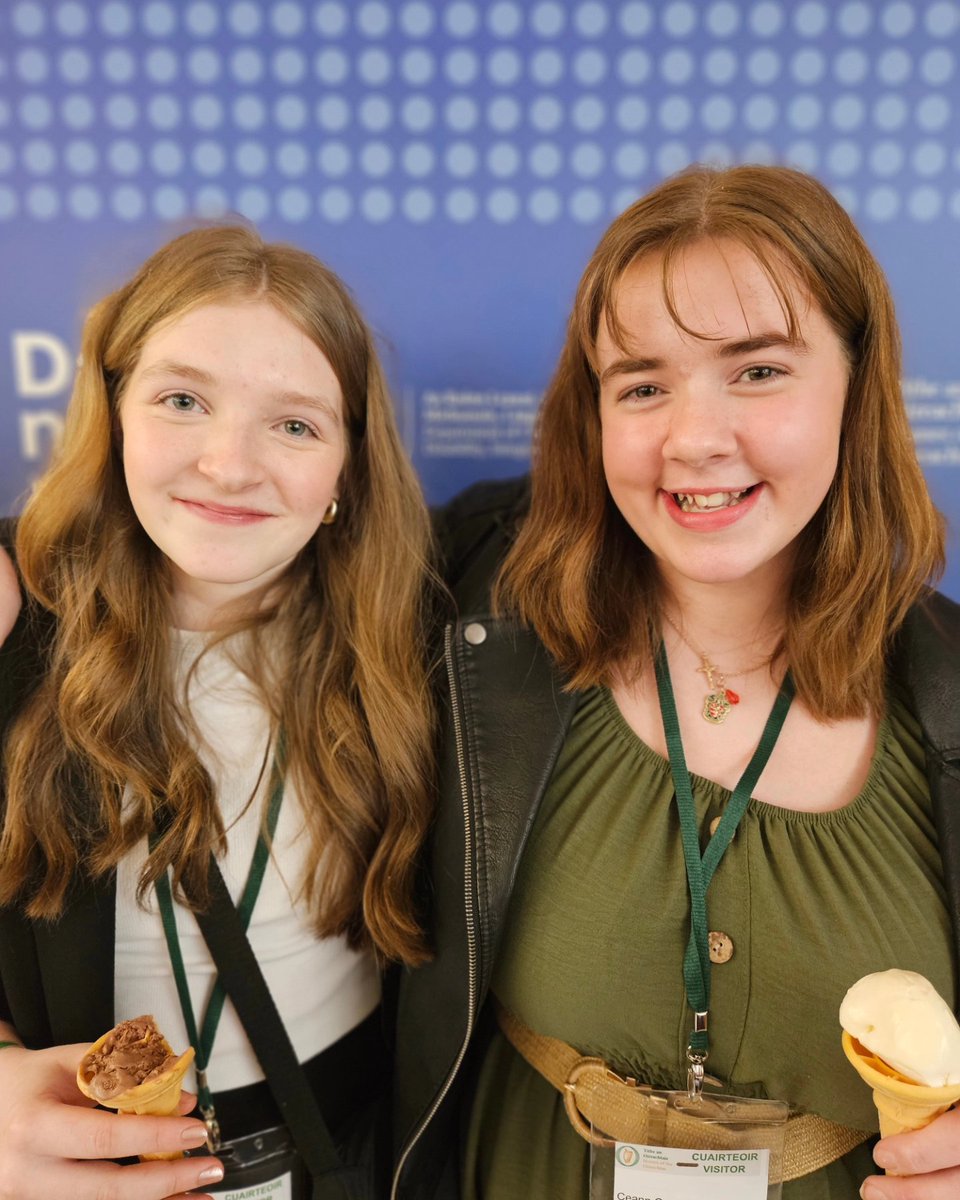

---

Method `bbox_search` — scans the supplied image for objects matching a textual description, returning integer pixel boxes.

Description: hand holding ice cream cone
[76,1015,196,1162]
[840,970,960,1177]
[0,1036,217,1199]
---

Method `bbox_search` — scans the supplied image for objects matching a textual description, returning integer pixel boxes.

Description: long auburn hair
[1,224,435,964]
[496,165,945,719]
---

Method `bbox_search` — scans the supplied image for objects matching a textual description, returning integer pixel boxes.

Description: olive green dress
[463,685,954,1199]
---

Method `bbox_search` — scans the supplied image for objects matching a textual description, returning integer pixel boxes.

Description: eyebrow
[599,332,810,384]
[137,359,341,422]
[139,360,214,385]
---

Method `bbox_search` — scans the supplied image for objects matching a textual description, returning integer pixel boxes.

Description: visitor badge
[587,1091,787,1200]
[208,1171,294,1200]
[609,1141,770,1199]
[200,1124,307,1200]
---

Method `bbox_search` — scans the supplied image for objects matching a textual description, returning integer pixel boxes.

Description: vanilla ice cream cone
[842,1030,960,1147]
[77,1016,195,1161]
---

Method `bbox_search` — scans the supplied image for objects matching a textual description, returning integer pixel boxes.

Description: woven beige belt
[495,1000,871,1183]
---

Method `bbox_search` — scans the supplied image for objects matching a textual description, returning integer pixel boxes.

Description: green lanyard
[150,756,285,1148]
[654,641,794,1093]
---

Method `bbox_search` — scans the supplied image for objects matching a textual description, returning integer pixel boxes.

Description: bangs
[586,232,812,370]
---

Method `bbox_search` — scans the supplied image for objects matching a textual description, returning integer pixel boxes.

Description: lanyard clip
[686,1049,723,1101]
[686,1055,723,1099]
[200,1104,221,1153]
[686,1013,721,1100]
[196,1069,221,1152]
[687,1051,706,1100]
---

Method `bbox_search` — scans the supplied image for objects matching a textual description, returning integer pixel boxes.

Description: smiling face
[597,238,850,600]
[119,298,346,629]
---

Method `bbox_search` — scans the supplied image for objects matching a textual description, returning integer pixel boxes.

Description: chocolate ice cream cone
[77,1016,195,1162]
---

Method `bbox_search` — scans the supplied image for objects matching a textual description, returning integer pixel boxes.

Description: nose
[195,419,265,491]
[661,387,738,467]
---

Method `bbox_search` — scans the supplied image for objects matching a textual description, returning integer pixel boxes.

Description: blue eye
[163,392,200,412]
[282,419,314,438]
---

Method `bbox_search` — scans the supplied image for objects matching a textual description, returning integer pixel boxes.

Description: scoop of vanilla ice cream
[840,969,960,1087]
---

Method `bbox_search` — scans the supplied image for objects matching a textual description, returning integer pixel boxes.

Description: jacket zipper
[390,623,480,1199]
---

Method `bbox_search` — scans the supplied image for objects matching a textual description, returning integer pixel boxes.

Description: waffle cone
[77,1021,195,1162]
[841,1031,960,1146]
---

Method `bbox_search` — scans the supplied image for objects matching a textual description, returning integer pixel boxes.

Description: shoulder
[431,475,531,614]
[896,590,960,755]
[900,590,960,659]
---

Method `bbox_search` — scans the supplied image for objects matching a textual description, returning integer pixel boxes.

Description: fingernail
[181,1124,209,1146]
[872,1142,894,1170]
[861,1182,882,1200]
[198,1165,225,1184]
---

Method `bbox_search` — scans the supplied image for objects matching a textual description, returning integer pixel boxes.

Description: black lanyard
[150,756,285,1147]
[654,641,794,1089]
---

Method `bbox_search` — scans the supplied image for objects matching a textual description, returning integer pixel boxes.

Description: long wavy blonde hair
[1,225,435,964]
[496,165,945,719]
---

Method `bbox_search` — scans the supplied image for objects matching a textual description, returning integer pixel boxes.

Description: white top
[114,630,380,1093]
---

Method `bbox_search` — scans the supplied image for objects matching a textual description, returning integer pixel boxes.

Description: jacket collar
[393,617,576,1173]
[896,591,960,760]
[895,591,960,981]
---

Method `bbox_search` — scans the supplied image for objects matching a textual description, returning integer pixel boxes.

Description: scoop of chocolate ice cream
[78,1015,179,1101]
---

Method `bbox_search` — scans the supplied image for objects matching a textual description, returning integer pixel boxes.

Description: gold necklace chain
[662,613,774,679]
[662,613,776,725]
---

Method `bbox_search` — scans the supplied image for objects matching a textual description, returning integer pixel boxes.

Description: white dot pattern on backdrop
[2,0,957,224]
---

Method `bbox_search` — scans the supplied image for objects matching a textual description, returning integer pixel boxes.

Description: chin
[660,551,791,591]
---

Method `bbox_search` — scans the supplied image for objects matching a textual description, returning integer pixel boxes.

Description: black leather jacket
[391,478,960,1200]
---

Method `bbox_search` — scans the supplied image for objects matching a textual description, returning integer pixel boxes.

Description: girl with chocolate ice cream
[0,226,435,1200]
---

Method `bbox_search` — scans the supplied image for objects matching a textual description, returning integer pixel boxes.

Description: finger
[861,1165,960,1199]
[874,1107,960,1175]
[175,1091,198,1117]
[34,1042,109,1107]
[23,1102,209,1161]
[0,1156,223,1200]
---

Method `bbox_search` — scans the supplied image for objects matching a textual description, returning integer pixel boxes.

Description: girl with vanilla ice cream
[392,166,960,1200]
[0,226,435,1200]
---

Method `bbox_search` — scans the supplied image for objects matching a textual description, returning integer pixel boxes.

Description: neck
[169,572,282,632]
[170,583,233,632]
[660,573,788,659]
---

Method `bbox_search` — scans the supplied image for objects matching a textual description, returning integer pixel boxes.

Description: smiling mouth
[671,485,758,513]
[179,498,273,518]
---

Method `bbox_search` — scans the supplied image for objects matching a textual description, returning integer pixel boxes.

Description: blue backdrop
[2,0,958,596]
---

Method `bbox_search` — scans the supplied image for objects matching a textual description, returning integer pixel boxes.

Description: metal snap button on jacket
[463,622,487,645]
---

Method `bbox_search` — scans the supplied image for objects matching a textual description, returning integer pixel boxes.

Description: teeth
[674,488,750,513]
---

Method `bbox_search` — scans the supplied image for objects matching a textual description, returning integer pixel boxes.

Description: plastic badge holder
[589,1091,789,1200]
[200,1124,308,1199]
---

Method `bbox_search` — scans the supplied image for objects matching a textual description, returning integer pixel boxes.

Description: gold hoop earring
[321,498,339,525]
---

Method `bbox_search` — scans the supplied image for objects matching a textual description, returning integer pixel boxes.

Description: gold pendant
[694,651,742,723]
[703,691,732,724]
